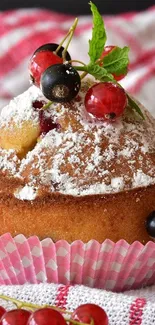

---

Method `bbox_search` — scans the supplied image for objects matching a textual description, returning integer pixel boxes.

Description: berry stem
[73,65,86,71]
[73,65,88,79]
[69,60,86,66]
[55,31,72,55]
[42,101,53,110]
[0,295,71,315]
[80,71,88,80]
[55,18,78,61]
[62,18,78,61]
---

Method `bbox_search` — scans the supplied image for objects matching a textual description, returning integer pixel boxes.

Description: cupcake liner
[0,235,18,285]
[70,240,85,285]
[27,236,47,283]
[1,233,26,285]
[55,240,71,285]
[0,233,155,292]
[14,234,37,284]
[41,238,58,284]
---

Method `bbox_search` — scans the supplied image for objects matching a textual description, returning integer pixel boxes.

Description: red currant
[0,306,6,320]
[71,304,108,325]
[33,43,71,62]
[85,82,127,120]
[33,101,45,110]
[27,308,67,325]
[100,45,128,81]
[0,309,31,325]
[29,51,63,87]
[39,110,59,134]
[32,101,59,134]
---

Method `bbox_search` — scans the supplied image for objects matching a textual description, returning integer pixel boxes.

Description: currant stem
[73,65,88,79]
[73,66,86,71]
[42,101,53,110]
[69,60,86,66]
[62,18,78,61]
[55,30,72,55]
[80,71,88,80]
[0,295,72,315]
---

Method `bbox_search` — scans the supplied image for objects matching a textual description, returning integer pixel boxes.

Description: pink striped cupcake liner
[0,233,154,292]
[41,238,58,284]
[27,236,47,283]
[14,234,37,284]
[0,233,26,285]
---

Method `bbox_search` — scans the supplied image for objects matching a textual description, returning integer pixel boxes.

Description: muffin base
[0,184,154,244]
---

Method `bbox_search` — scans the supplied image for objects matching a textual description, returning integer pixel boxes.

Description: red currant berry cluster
[29,1,144,123]
[29,43,81,103]
[30,43,128,121]
[0,301,108,325]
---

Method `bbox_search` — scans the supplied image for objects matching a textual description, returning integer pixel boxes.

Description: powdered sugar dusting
[0,85,42,128]
[14,185,37,200]
[0,149,19,174]
[133,170,154,188]
[0,79,154,199]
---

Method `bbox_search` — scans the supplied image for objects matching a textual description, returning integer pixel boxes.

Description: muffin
[0,1,154,245]
[0,78,154,244]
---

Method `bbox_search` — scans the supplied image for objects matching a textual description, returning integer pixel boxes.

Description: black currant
[33,43,71,62]
[145,211,155,238]
[41,63,81,102]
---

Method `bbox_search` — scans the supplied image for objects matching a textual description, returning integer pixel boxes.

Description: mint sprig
[127,94,145,119]
[73,2,144,120]
[86,63,114,82]
[102,46,129,76]
[88,2,107,62]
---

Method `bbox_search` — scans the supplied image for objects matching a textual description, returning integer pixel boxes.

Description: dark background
[0,0,154,14]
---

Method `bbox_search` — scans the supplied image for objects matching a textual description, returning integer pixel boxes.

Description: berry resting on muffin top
[0,2,145,159]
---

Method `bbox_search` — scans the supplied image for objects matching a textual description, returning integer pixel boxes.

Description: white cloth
[0,283,154,324]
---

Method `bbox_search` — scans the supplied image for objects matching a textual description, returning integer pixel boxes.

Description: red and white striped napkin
[0,6,155,115]
[0,283,155,324]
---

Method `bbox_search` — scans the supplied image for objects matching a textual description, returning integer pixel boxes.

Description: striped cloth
[0,283,155,324]
[0,6,155,116]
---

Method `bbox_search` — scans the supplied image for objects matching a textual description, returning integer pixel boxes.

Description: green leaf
[127,94,145,120]
[103,46,129,76]
[88,2,107,63]
[87,63,114,82]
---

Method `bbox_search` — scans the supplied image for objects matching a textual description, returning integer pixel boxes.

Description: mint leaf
[87,63,114,82]
[127,94,145,120]
[88,2,107,63]
[102,46,129,76]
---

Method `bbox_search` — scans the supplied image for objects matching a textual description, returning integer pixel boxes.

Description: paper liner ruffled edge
[0,233,154,292]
